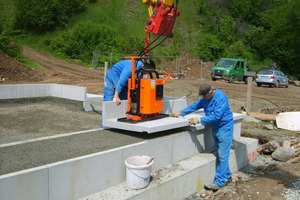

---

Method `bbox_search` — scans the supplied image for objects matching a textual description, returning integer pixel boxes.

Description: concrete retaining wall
[0,84,103,111]
[0,122,257,200]
[80,137,258,200]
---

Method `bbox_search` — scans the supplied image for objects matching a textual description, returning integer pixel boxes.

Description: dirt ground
[1,47,300,199]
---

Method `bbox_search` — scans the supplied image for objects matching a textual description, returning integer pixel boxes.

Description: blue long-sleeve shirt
[107,60,143,93]
[180,89,233,131]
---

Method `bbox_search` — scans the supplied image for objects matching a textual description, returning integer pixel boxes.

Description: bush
[51,22,117,63]
[0,34,21,57]
[14,0,88,33]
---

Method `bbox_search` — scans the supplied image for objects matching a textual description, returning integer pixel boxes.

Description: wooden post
[246,77,253,112]
[104,62,108,84]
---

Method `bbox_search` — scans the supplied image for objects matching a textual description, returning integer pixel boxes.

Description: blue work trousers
[212,123,234,187]
[103,75,128,101]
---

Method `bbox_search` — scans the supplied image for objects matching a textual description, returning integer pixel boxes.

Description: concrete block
[172,130,205,161]
[233,113,244,141]
[232,137,258,169]
[0,84,51,99]
[102,100,127,121]
[16,84,51,98]
[51,84,87,101]
[83,94,103,111]
[0,85,17,99]
[162,97,188,113]
[0,167,48,200]
[48,150,123,200]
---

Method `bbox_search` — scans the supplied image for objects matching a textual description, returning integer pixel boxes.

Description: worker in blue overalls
[170,83,234,191]
[103,59,156,105]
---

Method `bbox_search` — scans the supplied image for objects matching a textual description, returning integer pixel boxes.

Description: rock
[294,81,300,86]
[257,141,280,154]
[282,140,291,148]
[263,124,274,130]
[271,147,295,162]
[243,115,261,123]
[287,157,300,164]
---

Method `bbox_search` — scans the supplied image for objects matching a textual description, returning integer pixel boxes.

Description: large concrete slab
[102,97,197,133]
[105,117,189,133]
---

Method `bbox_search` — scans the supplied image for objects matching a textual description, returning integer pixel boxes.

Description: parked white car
[256,69,289,87]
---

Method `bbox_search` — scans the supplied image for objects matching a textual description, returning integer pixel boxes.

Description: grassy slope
[1,0,201,69]
[15,1,199,62]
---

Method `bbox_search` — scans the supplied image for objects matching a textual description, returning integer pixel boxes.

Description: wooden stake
[246,77,253,112]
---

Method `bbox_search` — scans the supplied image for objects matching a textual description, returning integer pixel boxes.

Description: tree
[197,34,224,61]
[259,1,298,75]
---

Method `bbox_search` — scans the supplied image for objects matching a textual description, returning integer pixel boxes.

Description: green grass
[16,55,47,71]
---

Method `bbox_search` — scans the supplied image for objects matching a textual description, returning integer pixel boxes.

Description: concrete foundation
[0,84,258,200]
[0,132,257,200]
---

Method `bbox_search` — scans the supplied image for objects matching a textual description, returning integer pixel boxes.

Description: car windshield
[217,60,236,68]
[258,70,273,75]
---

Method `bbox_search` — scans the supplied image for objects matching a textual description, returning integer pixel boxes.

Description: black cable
[138,0,179,57]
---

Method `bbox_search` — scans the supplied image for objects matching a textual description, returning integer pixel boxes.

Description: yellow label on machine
[151,80,155,89]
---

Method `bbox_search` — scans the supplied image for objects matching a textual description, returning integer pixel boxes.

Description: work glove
[169,112,181,117]
[189,117,200,125]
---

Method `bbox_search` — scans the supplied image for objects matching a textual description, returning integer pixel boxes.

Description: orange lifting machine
[118,0,180,123]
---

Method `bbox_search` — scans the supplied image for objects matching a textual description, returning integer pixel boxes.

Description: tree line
[0,0,299,78]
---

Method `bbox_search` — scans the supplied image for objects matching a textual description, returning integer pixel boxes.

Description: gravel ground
[283,179,300,200]
[0,97,100,143]
[0,97,183,175]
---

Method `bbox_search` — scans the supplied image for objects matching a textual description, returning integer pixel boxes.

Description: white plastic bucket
[125,155,154,189]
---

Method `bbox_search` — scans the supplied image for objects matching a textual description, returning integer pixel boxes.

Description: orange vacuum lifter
[118,56,172,123]
[118,0,179,123]
[143,0,180,56]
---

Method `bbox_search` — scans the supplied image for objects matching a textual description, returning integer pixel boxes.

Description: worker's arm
[180,100,203,116]
[116,67,131,94]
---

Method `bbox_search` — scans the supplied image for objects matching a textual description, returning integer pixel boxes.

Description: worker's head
[198,83,214,100]
[142,59,156,70]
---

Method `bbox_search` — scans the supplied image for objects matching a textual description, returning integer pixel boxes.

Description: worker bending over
[103,59,156,105]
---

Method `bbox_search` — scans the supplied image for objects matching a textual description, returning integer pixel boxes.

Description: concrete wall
[80,137,258,200]
[0,118,257,200]
[0,84,103,111]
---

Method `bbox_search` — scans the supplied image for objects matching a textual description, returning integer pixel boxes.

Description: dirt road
[18,47,300,113]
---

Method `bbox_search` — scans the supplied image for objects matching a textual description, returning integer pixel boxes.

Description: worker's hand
[114,92,121,106]
[188,117,200,125]
[169,112,181,117]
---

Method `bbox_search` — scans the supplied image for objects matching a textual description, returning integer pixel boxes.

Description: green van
[211,58,256,83]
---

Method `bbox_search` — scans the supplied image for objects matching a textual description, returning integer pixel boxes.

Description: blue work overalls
[180,89,234,187]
